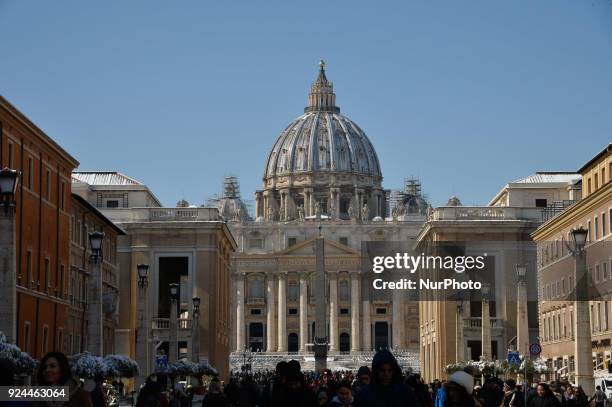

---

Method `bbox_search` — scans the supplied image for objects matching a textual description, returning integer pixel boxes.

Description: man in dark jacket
[353,349,421,407]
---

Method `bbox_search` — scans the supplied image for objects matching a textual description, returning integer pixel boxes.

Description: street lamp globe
[137,264,149,286]
[169,283,179,300]
[481,282,491,298]
[515,264,527,279]
[0,167,19,198]
[571,227,588,252]
[88,231,104,252]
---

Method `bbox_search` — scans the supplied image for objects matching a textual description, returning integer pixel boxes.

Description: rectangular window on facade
[23,322,30,353]
[604,262,608,281]
[250,309,262,315]
[604,212,608,237]
[287,237,297,247]
[42,325,49,354]
[588,221,592,241]
[595,217,599,240]
[339,237,349,246]
[596,264,600,282]
[44,258,50,292]
[45,170,50,199]
[248,238,264,249]
[28,158,33,188]
[7,143,13,168]
[535,199,548,208]
[288,308,298,315]
[106,200,119,208]
[24,250,32,287]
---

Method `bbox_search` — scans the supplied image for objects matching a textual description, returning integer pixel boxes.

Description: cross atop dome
[306,59,339,113]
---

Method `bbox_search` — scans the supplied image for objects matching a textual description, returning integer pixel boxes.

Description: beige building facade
[532,144,612,381]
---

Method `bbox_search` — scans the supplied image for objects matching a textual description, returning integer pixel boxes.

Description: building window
[535,199,547,208]
[7,143,13,168]
[603,262,608,281]
[25,250,32,287]
[595,216,599,240]
[105,200,119,208]
[339,237,348,246]
[250,309,262,315]
[340,308,349,315]
[248,238,264,249]
[28,158,33,189]
[376,307,387,315]
[42,325,49,354]
[287,237,297,247]
[23,322,30,353]
[45,170,50,199]
[44,258,50,292]
[288,308,298,315]
[603,212,607,237]
[588,221,592,242]
[57,328,63,353]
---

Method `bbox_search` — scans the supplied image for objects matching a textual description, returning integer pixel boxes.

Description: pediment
[279,237,360,256]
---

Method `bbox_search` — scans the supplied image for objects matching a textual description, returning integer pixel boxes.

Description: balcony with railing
[151,317,194,341]
[100,207,221,223]
[432,206,544,222]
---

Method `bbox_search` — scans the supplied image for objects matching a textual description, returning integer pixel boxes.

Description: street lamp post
[516,264,529,356]
[570,227,594,395]
[168,283,179,364]
[192,297,200,363]
[456,298,464,363]
[87,231,104,355]
[481,283,492,361]
[135,264,149,389]
[0,168,19,343]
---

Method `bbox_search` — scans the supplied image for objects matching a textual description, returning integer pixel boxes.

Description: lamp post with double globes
[87,231,105,355]
[569,227,594,395]
[192,297,200,363]
[0,167,19,343]
[516,264,529,356]
[135,264,149,389]
[168,283,179,364]
[481,282,492,361]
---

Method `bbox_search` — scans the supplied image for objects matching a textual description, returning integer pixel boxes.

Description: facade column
[236,275,245,351]
[277,273,287,352]
[302,190,310,217]
[299,273,308,352]
[392,286,403,349]
[350,273,360,351]
[255,191,262,219]
[266,274,276,352]
[362,300,371,351]
[0,204,17,343]
[309,191,314,218]
[329,272,338,352]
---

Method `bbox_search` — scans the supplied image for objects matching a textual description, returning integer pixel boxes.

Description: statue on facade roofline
[361,203,370,221]
[297,204,305,221]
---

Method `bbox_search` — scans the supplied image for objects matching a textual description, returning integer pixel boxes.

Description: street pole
[456,300,464,363]
[87,231,104,356]
[135,264,149,390]
[0,168,18,343]
[482,283,492,361]
[192,297,200,363]
[169,283,179,364]
[572,228,594,395]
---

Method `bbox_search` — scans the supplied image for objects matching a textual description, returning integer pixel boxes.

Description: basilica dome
[264,61,382,183]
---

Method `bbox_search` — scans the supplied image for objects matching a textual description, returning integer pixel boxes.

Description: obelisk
[314,231,328,372]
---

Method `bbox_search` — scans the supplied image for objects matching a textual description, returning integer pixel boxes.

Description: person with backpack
[589,385,608,407]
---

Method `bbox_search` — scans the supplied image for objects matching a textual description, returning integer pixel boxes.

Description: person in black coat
[353,349,421,407]
[527,383,561,407]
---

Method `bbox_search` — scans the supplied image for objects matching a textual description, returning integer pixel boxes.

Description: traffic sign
[508,351,521,365]
[529,343,542,356]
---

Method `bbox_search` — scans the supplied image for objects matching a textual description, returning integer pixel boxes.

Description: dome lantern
[305,59,339,113]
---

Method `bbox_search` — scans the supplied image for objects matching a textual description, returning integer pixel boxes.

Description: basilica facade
[226,62,427,371]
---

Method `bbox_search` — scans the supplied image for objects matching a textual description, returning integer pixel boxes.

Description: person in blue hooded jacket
[353,349,421,407]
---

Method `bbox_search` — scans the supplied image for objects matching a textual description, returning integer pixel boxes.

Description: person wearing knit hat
[449,371,474,395]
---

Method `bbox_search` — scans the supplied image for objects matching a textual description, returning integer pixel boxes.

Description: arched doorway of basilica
[248,323,264,351]
[374,322,389,350]
[288,333,299,353]
[339,332,350,352]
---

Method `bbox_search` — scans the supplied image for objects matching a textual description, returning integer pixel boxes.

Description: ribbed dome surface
[264,111,382,179]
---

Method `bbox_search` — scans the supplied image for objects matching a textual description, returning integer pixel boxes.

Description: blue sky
[1,0,611,208]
